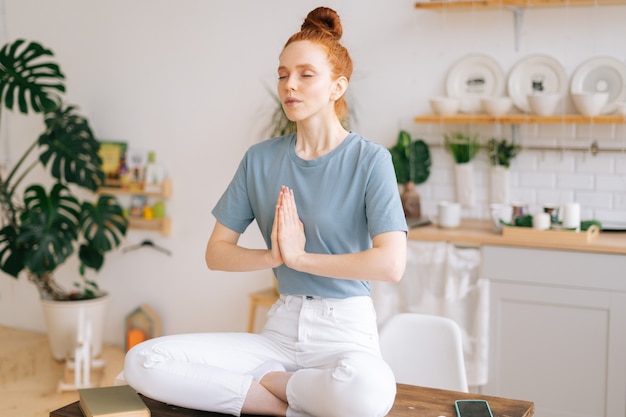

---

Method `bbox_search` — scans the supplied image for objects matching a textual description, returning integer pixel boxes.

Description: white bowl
[527,93,560,116]
[481,96,513,117]
[616,102,626,117]
[571,92,609,117]
[429,96,460,116]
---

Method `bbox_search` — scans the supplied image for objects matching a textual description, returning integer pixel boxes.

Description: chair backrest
[379,313,469,392]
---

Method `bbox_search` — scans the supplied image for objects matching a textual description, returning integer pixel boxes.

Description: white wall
[0,0,625,347]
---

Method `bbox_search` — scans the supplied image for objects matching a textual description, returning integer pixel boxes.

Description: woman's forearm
[205,239,276,272]
[285,231,407,283]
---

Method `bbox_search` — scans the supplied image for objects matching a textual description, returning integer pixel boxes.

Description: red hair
[283,7,353,123]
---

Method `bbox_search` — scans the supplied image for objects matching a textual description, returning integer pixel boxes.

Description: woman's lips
[284,97,301,106]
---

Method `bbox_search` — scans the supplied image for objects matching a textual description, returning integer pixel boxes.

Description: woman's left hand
[277,186,306,269]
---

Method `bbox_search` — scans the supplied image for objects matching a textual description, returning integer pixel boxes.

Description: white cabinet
[481,245,626,417]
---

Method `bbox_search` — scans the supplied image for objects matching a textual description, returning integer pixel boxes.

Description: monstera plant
[0,39,127,302]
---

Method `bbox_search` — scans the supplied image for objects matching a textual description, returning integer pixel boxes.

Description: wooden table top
[408,218,626,255]
[50,383,534,417]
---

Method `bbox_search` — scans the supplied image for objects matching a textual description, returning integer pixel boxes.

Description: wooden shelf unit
[127,217,172,236]
[415,0,626,50]
[98,178,172,236]
[414,113,626,124]
[98,178,172,199]
[415,0,626,10]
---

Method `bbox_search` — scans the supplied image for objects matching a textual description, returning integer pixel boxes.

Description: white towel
[372,240,488,387]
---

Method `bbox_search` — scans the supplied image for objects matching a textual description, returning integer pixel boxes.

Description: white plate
[570,56,626,114]
[446,54,506,113]
[507,54,568,113]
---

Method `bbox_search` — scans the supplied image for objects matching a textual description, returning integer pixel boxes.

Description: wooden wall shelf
[414,114,626,124]
[415,0,626,10]
[98,178,172,236]
[98,178,172,199]
[415,0,626,50]
[127,217,171,236]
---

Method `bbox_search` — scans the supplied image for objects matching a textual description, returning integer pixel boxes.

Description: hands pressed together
[270,186,306,269]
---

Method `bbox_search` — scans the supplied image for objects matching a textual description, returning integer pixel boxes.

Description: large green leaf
[79,195,127,271]
[389,130,412,184]
[0,224,26,278]
[38,105,104,191]
[409,139,431,185]
[0,39,65,114]
[16,184,81,275]
[389,131,431,185]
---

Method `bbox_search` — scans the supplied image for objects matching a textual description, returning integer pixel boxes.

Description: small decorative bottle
[143,151,166,193]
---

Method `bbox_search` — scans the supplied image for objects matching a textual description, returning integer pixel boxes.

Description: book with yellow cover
[78,385,150,417]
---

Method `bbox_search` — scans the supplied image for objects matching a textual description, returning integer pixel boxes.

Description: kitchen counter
[408,219,626,255]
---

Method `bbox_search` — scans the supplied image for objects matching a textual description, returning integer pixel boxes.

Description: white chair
[379,313,469,392]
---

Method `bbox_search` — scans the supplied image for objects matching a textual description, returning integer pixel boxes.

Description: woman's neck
[295,119,349,160]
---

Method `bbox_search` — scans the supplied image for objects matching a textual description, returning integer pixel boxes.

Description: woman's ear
[331,76,348,101]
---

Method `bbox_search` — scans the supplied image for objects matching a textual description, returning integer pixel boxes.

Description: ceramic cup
[532,212,551,230]
[561,202,581,230]
[543,204,560,225]
[511,202,529,224]
[432,201,461,228]
[489,203,513,232]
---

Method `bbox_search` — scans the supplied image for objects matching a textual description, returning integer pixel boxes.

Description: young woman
[124,7,407,417]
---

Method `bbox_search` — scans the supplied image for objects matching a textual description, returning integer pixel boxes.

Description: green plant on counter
[488,138,520,168]
[444,132,480,164]
[388,130,431,185]
[0,39,128,301]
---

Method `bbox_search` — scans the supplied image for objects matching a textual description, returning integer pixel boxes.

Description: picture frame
[98,140,128,187]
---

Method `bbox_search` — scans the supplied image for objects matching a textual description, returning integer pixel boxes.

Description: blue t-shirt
[212,132,407,298]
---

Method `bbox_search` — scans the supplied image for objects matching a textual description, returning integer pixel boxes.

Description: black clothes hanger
[123,239,172,256]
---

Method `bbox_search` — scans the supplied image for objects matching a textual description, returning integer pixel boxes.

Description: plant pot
[40,294,110,361]
[453,162,475,207]
[401,181,422,219]
[489,165,509,205]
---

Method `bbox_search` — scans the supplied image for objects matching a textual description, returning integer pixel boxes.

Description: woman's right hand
[268,187,285,268]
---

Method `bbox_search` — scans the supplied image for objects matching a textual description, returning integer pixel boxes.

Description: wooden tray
[502,224,600,243]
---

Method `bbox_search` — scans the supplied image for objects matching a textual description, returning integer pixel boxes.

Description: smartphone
[454,400,494,417]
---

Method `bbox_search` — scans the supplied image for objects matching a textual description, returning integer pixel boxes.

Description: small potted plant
[487,138,520,204]
[0,39,128,360]
[444,132,480,207]
[389,130,431,219]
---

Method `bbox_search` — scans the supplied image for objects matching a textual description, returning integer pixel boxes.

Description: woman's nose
[284,75,296,91]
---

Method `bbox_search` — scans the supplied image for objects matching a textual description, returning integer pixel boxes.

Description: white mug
[432,201,461,228]
[562,203,581,230]
[490,203,513,232]
[532,212,551,230]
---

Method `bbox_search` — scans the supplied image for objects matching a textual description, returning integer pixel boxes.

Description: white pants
[123,295,396,417]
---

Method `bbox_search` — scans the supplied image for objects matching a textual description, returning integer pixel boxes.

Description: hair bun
[301,7,342,40]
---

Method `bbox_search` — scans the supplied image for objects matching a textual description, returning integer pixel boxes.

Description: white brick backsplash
[513,154,537,171]
[594,209,626,224]
[576,192,614,208]
[574,154,615,173]
[509,189,537,205]
[556,173,595,189]
[615,194,626,210]
[595,175,626,191]
[409,134,626,226]
[520,172,556,188]
[537,153,576,173]
[536,190,574,206]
